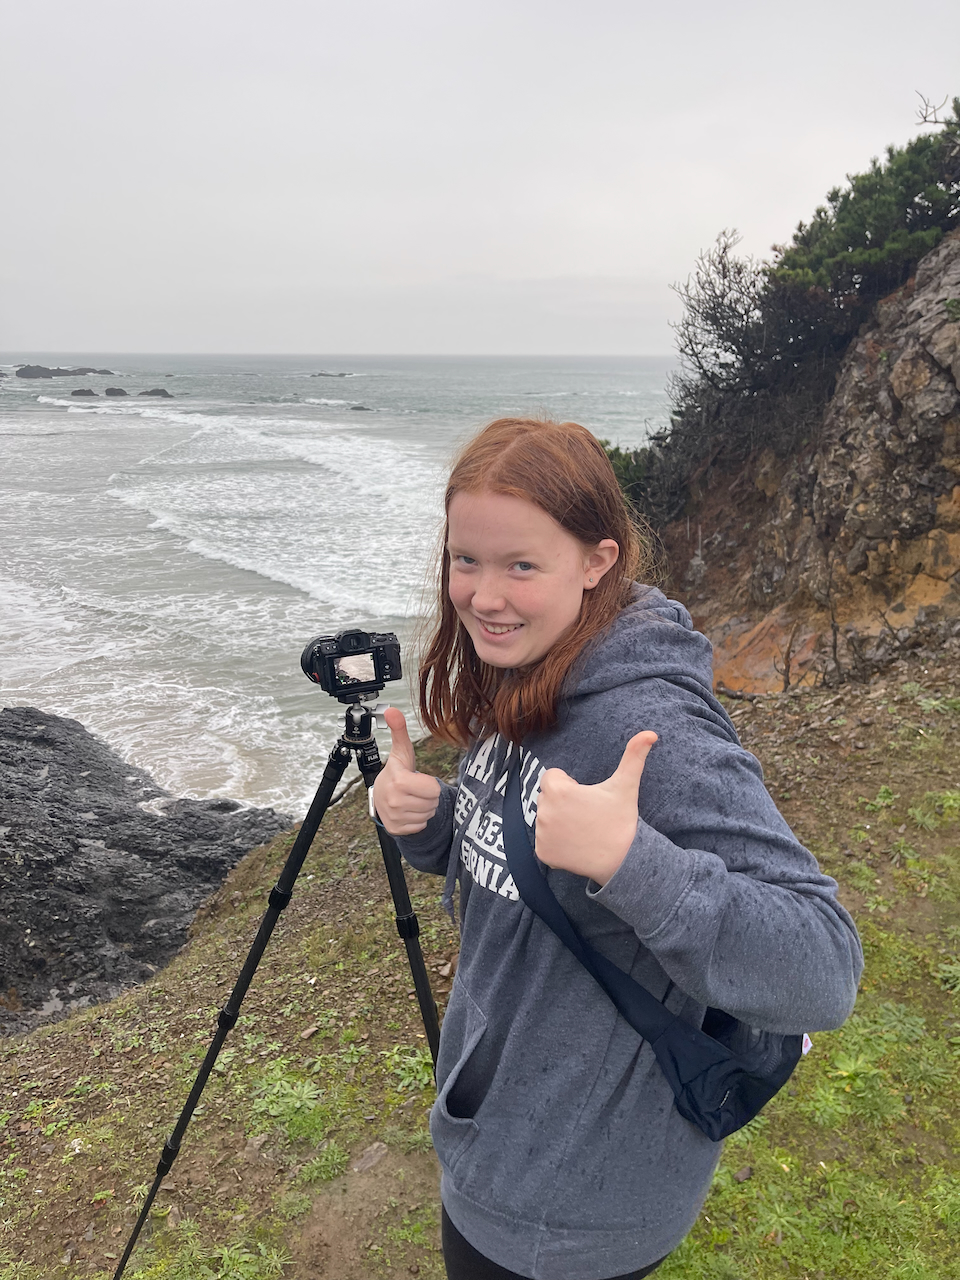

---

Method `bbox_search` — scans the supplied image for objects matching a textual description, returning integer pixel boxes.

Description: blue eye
[513,562,534,572]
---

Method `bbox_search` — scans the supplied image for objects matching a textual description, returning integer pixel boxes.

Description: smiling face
[446,490,619,669]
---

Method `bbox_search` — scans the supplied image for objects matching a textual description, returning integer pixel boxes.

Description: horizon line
[1,350,677,360]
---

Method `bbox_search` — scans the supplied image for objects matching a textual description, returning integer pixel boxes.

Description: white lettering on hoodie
[457,735,544,902]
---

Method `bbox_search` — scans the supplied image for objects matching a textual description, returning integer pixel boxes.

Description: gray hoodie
[398,586,862,1280]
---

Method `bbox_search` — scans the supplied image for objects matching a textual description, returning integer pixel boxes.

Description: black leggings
[441,1208,666,1280]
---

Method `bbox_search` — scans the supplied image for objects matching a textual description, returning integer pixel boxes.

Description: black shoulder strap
[501,758,802,1142]
[502,763,674,1041]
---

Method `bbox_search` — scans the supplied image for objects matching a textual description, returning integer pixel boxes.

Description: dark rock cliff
[0,707,291,1035]
[665,230,960,690]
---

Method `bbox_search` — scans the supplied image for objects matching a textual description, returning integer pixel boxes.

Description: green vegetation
[605,98,960,526]
[0,741,462,1280]
[3,664,960,1277]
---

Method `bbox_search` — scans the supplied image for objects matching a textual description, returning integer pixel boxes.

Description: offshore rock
[665,229,960,691]
[0,707,291,1036]
[70,388,98,397]
[15,365,113,378]
[104,387,128,397]
[138,387,173,397]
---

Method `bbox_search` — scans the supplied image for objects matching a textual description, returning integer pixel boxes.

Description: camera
[300,628,402,702]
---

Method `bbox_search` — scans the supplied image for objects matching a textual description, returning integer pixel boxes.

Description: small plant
[252,1070,321,1123]
[945,297,960,322]
[927,1172,960,1227]
[846,860,878,893]
[208,1241,291,1280]
[859,785,898,812]
[899,1050,954,1096]
[908,803,939,833]
[918,694,960,714]
[388,1125,434,1154]
[925,790,960,828]
[889,836,917,867]
[278,1189,313,1220]
[932,959,960,993]
[296,1140,349,1183]
[754,1193,803,1243]
[386,1203,440,1248]
[803,1081,847,1127]
[339,1042,369,1067]
[867,1001,926,1043]
[380,1045,435,1091]
[828,1052,882,1095]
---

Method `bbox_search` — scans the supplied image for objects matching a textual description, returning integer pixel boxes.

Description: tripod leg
[112,745,351,1280]
[358,762,441,1066]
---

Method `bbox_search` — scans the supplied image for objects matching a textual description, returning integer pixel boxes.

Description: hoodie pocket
[430,979,488,1171]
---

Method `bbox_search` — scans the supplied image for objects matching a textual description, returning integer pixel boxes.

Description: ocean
[0,354,673,814]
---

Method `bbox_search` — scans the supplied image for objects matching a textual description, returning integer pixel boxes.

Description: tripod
[113,699,440,1280]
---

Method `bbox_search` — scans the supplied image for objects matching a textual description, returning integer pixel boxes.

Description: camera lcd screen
[335,653,376,684]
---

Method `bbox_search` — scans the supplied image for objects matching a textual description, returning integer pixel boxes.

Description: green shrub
[611,100,960,527]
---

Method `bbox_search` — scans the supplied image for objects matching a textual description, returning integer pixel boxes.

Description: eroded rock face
[0,707,291,1035]
[669,230,960,690]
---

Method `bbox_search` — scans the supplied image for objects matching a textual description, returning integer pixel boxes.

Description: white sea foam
[2,354,673,808]
[102,417,443,619]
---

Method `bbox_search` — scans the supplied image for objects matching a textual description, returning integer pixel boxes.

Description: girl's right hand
[373,707,442,835]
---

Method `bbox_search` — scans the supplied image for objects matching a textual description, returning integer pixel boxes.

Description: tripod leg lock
[395,913,420,940]
[218,1006,239,1031]
[269,886,293,910]
[157,1140,180,1177]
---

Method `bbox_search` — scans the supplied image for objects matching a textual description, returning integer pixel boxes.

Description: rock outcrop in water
[664,229,960,690]
[15,365,113,378]
[0,707,291,1036]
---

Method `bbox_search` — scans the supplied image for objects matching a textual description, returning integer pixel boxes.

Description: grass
[3,654,960,1277]
[0,741,462,1279]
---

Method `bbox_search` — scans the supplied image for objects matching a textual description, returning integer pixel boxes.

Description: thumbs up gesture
[372,707,442,836]
[534,732,658,887]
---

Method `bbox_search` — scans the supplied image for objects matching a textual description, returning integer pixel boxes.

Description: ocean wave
[304,397,349,406]
[34,394,207,425]
[168,531,429,619]
[0,566,422,810]
[133,418,441,493]
[108,453,442,617]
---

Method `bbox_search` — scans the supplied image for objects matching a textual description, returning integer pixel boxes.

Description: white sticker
[802,1033,813,1056]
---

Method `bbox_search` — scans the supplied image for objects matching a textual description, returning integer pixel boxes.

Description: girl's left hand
[534,732,658,887]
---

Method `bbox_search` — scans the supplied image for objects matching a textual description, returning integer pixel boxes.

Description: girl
[373,418,862,1280]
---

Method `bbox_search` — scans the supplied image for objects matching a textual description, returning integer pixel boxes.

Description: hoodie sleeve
[588,688,863,1035]
[394,780,457,876]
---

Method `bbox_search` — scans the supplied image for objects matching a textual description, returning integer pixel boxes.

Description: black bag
[501,761,803,1142]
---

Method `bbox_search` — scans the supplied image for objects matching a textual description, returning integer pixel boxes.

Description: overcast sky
[2,0,959,355]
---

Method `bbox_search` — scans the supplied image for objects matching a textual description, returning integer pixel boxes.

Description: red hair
[419,418,653,747]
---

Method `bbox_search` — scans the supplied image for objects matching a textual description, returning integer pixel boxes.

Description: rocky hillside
[0,707,291,1036]
[664,229,960,691]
